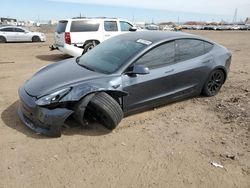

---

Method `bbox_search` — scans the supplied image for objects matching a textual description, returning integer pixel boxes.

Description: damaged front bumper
[18,86,73,137]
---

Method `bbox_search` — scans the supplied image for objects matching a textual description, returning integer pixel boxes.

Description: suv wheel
[84,42,95,52]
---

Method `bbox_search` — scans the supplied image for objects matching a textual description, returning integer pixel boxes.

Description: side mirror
[127,65,149,75]
[129,26,137,32]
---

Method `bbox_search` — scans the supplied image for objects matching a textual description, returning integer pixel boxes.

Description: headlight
[35,88,71,106]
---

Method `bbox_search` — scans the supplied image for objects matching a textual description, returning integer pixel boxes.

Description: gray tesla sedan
[18,31,231,137]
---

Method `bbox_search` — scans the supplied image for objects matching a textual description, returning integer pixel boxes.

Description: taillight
[65,32,71,44]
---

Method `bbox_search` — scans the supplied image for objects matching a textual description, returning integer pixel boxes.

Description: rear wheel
[0,36,6,43]
[32,36,41,42]
[202,69,225,96]
[86,92,123,130]
[84,42,95,52]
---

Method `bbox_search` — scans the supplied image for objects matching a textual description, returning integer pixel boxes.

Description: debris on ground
[211,161,224,168]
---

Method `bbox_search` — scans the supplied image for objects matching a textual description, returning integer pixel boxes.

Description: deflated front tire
[86,92,123,130]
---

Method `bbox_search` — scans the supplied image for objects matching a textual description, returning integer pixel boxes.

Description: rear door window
[15,28,25,32]
[104,21,118,31]
[175,39,205,62]
[70,20,100,32]
[135,41,175,69]
[56,21,68,33]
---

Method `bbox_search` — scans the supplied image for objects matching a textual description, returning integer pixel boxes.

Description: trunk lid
[55,20,68,46]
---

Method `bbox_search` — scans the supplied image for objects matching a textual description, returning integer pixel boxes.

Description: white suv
[51,17,136,57]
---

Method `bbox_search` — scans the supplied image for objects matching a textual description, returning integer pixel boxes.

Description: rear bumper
[52,43,83,57]
[18,86,73,137]
[40,36,46,42]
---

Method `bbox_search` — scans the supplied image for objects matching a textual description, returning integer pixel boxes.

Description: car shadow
[36,54,72,62]
[1,101,111,139]
[63,117,111,136]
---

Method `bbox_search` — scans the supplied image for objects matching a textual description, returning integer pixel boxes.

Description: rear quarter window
[70,21,100,32]
[175,39,207,62]
[204,42,214,53]
[56,21,68,33]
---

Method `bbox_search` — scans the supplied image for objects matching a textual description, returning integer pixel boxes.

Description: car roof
[0,25,23,29]
[60,17,131,22]
[117,31,209,44]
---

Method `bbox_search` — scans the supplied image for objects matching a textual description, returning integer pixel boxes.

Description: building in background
[49,20,58,25]
[0,17,17,25]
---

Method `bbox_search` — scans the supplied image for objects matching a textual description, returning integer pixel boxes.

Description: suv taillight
[65,32,71,44]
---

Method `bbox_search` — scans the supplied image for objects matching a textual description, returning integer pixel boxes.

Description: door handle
[104,34,110,37]
[165,69,174,74]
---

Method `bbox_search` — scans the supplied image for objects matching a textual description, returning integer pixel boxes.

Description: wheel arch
[77,90,127,107]
[0,35,7,42]
[32,35,40,42]
[72,90,127,127]
[84,39,100,47]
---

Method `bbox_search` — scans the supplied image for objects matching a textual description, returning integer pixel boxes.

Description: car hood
[24,58,105,97]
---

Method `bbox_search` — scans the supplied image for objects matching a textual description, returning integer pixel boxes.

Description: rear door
[172,39,213,94]
[55,20,68,46]
[122,41,176,112]
[0,27,16,41]
[103,21,120,40]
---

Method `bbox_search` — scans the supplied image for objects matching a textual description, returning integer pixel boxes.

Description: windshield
[78,38,146,74]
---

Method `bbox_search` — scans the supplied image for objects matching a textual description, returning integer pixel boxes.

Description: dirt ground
[0,30,249,188]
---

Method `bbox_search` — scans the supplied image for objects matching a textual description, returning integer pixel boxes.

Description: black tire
[32,36,41,42]
[0,36,6,43]
[202,69,225,97]
[84,42,95,52]
[87,92,123,130]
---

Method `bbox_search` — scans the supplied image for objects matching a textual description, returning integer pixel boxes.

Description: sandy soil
[0,31,249,188]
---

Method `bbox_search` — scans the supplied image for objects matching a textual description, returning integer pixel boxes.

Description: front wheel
[32,36,41,42]
[202,69,225,97]
[86,92,123,130]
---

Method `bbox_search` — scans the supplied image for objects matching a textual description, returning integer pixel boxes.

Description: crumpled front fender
[60,82,128,103]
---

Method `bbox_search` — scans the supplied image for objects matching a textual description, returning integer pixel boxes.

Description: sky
[0,0,249,23]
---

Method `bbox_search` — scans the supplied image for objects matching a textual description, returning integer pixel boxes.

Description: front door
[122,41,176,113]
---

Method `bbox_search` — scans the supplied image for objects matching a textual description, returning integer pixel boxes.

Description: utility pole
[232,8,238,24]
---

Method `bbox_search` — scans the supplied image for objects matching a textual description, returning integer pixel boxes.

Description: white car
[51,17,136,57]
[0,26,46,43]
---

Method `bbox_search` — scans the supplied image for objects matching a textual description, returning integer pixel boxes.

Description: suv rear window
[56,21,68,33]
[70,21,100,32]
